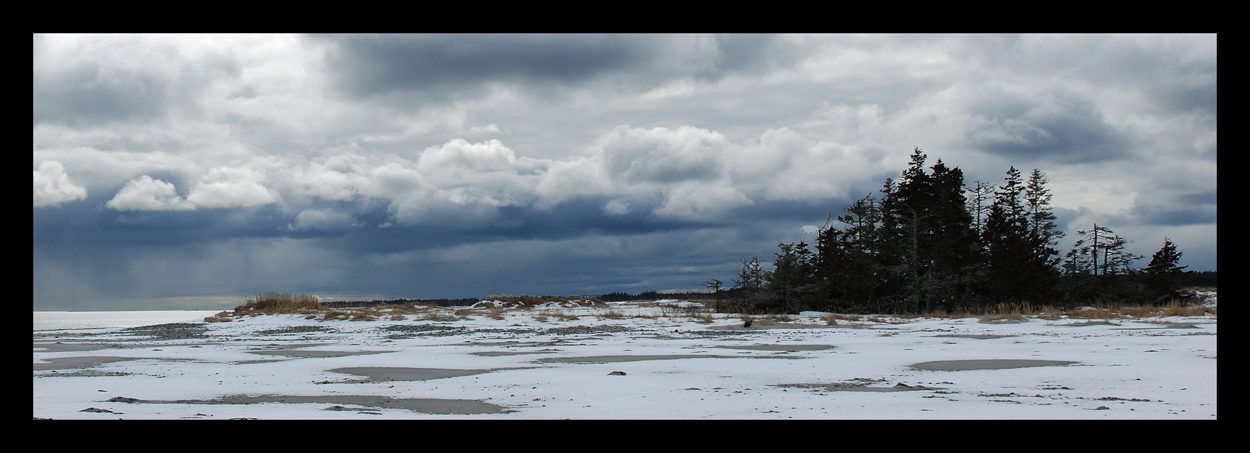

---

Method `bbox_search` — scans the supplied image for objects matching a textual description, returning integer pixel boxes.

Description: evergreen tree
[924,159,979,310]
[874,176,907,304]
[766,241,816,313]
[880,148,933,311]
[1145,237,1187,301]
[815,194,883,310]
[1024,169,1064,269]
[995,166,1026,227]
[733,257,766,292]
[981,201,1051,303]
[981,166,1055,303]
[871,148,979,312]
[966,179,995,244]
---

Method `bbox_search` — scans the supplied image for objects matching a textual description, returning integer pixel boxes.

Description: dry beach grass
[206,289,1216,326]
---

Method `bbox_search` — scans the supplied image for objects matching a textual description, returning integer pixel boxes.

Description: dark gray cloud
[969,90,1130,164]
[317,34,675,100]
[1177,190,1217,206]
[1133,206,1217,226]
[1131,190,1218,226]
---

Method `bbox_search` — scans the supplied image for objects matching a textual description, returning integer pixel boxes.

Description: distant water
[33,310,222,331]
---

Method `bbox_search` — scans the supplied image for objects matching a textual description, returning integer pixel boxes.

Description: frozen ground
[34,298,1216,419]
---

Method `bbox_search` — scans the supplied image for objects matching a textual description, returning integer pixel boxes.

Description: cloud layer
[33,34,1217,310]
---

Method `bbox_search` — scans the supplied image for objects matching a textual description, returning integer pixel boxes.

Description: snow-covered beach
[34,298,1216,419]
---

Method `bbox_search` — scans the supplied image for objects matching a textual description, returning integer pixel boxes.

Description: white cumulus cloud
[33,161,87,207]
[105,175,196,211]
[186,166,280,209]
[597,125,727,184]
[652,182,753,221]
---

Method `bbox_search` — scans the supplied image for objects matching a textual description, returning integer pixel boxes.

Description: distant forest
[697,148,1213,314]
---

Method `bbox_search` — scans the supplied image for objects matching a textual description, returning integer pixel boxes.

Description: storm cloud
[33,34,1217,310]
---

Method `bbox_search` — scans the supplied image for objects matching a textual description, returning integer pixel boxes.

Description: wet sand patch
[107,394,509,415]
[910,359,1078,371]
[248,350,393,359]
[34,356,138,371]
[778,380,941,392]
[706,324,829,331]
[328,367,494,382]
[534,354,800,364]
[1066,320,1120,327]
[34,343,125,353]
[1114,322,1202,330]
[978,317,1028,324]
[472,350,559,357]
[711,344,835,351]
[247,342,331,350]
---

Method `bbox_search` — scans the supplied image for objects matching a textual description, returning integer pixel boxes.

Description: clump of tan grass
[821,313,865,325]
[348,307,382,321]
[546,310,579,321]
[422,310,461,322]
[385,303,434,315]
[1114,300,1216,318]
[234,292,323,314]
[321,310,350,320]
[1176,302,1216,317]
[204,311,234,323]
[660,301,708,318]
[1034,305,1063,320]
[760,314,793,324]
[978,302,1036,321]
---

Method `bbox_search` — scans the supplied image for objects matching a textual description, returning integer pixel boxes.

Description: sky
[33,34,1217,310]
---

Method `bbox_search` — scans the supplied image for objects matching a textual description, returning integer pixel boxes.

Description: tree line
[708,148,1203,314]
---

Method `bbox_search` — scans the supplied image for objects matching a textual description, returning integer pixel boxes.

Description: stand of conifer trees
[718,148,1197,314]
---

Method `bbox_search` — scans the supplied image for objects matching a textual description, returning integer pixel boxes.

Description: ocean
[33,310,222,331]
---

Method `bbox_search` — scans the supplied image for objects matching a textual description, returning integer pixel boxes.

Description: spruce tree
[982,201,1049,303]
[815,194,883,310]
[766,241,816,313]
[1024,169,1064,269]
[733,257,766,292]
[871,148,979,312]
[875,176,907,305]
[966,180,995,244]
[1145,237,1187,302]
[996,166,1026,226]
[923,159,978,311]
[883,148,934,312]
[981,166,1054,303]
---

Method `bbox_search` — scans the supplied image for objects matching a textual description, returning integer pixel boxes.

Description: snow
[33,300,1216,419]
